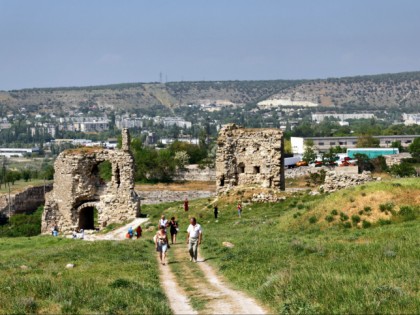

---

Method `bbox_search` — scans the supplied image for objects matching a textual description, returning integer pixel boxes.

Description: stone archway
[41,129,141,235]
[77,202,99,230]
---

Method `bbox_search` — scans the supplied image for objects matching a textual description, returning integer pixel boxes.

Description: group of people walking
[154,214,202,265]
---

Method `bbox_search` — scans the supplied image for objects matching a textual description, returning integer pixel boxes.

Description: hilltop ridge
[1,71,420,113]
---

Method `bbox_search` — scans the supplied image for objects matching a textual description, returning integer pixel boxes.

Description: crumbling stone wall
[216,124,284,193]
[41,129,140,234]
[320,171,377,193]
[0,184,53,217]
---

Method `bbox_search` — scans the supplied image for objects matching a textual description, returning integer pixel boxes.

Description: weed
[341,222,352,228]
[340,212,349,221]
[398,205,418,221]
[363,206,372,213]
[325,215,334,222]
[362,220,371,228]
[378,219,391,225]
[351,215,361,224]
[379,202,394,212]
[308,216,318,224]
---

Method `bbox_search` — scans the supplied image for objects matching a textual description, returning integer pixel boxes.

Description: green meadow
[0,237,171,314]
[144,178,420,314]
[0,177,419,314]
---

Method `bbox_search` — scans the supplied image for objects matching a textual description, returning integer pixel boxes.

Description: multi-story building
[311,113,375,123]
[292,135,418,154]
[403,113,420,126]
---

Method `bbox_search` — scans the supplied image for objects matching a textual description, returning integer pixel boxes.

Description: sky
[1,0,420,90]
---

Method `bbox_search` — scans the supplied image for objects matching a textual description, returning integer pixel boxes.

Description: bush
[325,215,334,222]
[351,215,361,224]
[362,220,371,228]
[0,207,43,237]
[364,206,372,213]
[331,209,338,216]
[398,206,418,221]
[341,222,352,229]
[379,202,394,212]
[340,212,349,221]
[389,162,416,177]
[378,219,391,226]
[309,216,318,224]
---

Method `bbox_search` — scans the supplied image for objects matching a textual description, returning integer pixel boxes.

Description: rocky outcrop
[251,193,286,203]
[216,124,284,194]
[41,129,140,234]
[320,171,377,193]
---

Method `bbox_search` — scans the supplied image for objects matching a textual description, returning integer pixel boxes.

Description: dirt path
[83,218,148,241]
[83,218,267,314]
[165,242,267,315]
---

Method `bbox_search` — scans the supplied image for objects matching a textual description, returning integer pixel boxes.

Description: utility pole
[8,182,11,218]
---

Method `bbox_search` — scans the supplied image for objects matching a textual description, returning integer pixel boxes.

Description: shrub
[351,215,361,224]
[341,222,352,228]
[362,220,371,228]
[389,162,416,177]
[398,205,418,221]
[309,216,318,224]
[379,202,394,212]
[340,212,349,221]
[378,219,391,226]
[358,210,364,215]
[364,206,372,213]
[325,215,334,222]
[331,209,338,216]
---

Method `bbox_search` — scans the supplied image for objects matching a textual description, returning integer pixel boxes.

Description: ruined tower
[41,129,140,234]
[215,124,284,194]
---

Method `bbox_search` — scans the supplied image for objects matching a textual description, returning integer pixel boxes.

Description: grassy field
[0,237,171,314]
[1,177,419,314]
[141,177,420,314]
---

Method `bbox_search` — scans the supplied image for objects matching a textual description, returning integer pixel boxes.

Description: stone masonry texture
[41,129,140,234]
[215,124,284,194]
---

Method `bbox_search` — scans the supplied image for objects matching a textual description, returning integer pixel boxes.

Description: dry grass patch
[136,181,215,192]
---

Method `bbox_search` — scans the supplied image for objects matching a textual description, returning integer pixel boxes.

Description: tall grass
[0,237,171,314]
[141,178,420,314]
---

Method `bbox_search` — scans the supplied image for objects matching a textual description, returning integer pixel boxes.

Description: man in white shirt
[186,217,202,262]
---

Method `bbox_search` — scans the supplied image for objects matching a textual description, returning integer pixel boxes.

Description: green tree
[356,135,380,148]
[354,153,373,173]
[408,137,420,160]
[302,140,317,163]
[390,162,416,177]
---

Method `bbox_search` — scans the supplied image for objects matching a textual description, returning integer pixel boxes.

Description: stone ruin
[216,124,284,194]
[41,129,140,234]
[320,170,377,193]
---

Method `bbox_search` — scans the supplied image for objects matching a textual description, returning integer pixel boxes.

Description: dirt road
[85,218,267,314]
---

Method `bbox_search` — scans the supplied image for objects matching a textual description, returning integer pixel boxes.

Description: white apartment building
[403,113,420,125]
[311,113,375,123]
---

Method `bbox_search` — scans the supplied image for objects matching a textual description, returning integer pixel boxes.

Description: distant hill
[1,71,420,113]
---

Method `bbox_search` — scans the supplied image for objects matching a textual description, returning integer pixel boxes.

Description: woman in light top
[154,226,169,265]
